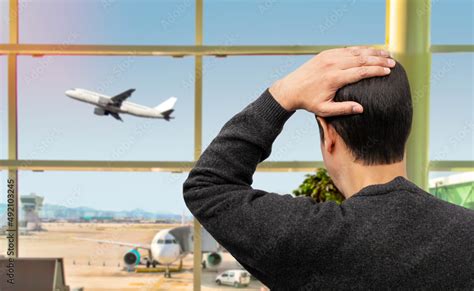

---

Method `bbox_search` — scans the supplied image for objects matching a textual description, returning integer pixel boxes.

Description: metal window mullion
[7,0,19,259]
[193,0,203,290]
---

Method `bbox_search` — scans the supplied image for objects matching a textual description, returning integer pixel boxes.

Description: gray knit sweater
[183,89,474,290]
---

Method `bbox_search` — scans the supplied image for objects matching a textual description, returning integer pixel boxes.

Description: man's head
[316,61,413,181]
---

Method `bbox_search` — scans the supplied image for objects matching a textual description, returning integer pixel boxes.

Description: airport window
[18,56,194,161]
[0,170,194,289]
[204,1,385,45]
[203,56,323,161]
[0,0,473,290]
[431,0,473,44]
[251,172,308,195]
[429,54,473,161]
[0,2,7,43]
[16,171,189,215]
[19,1,195,45]
[0,56,7,160]
[0,171,7,226]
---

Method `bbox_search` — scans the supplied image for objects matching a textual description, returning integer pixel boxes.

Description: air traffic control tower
[20,193,44,231]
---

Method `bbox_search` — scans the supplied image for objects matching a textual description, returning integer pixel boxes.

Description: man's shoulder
[410,188,474,224]
[348,183,474,223]
[416,187,472,210]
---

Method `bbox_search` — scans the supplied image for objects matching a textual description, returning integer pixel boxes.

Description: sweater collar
[349,176,420,198]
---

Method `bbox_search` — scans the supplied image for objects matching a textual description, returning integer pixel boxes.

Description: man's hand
[269,46,395,116]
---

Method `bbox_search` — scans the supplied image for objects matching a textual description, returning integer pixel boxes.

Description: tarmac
[0,222,266,290]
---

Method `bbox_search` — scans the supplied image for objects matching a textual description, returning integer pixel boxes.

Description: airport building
[429,172,474,210]
[20,193,44,231]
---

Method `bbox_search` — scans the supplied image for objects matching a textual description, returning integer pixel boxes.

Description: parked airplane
[65,88,177,122]
[76,225,222,278]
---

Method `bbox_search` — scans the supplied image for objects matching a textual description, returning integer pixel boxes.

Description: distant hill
[0,203,183,221]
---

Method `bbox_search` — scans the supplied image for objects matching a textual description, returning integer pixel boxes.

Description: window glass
[19,0,194,45]
[0,171,7,233]
[0,1,8,43]
[429,54,473,161]
[0,56,6,160]
[0,170,189,289]
[431,0,473,44]
[2,1,472,290]
[253,172,309,194]
[205,0,385,45]
[203,56,322,161]
[18,56,194,161]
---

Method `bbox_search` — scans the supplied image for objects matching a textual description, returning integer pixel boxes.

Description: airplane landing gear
[146,250,153,268]
[164,265,171,278]
[146,258,158,269]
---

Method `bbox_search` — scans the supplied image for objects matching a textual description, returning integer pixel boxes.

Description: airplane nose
[65,90,75,98]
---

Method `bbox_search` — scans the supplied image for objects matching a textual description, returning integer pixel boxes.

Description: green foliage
[293,168,345,204]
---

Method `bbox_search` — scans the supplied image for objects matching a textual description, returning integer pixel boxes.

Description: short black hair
[317,62,413,165]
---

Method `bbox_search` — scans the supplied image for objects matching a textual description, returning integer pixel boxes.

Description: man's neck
[336,160,407,199]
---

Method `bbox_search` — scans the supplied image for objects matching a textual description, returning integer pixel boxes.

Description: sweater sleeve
[182,89,335,288]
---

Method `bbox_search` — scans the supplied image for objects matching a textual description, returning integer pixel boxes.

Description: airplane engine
[202,252,222,269]
[93,107,108,116]
[123,249,141,267]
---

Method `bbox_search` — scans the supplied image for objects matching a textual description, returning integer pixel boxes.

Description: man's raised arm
[182,47,395,287]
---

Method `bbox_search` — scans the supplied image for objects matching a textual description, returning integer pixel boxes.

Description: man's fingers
[337,66,391,85]
[339,47,390,59]
[323,47,392,69]
[351,47,390,57]
[325,46,389,58]
[339,55,395,69]
[317,101,363,117]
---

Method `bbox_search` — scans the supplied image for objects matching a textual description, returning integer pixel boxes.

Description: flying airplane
[76,225,223,278]
[65,88,177,122]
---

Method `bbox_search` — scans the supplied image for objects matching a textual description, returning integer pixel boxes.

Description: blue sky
[0,0,472,214]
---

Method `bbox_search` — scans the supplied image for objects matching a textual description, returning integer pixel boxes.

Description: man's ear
[316,117,336,154]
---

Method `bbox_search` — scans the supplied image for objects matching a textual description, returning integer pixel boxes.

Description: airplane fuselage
[150,230,181,265]
[65,88,171,119]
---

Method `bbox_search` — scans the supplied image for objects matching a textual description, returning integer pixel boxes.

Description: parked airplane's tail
[155,97,177,121]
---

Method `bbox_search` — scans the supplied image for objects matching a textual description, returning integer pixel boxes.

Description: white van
[215,269,251,287]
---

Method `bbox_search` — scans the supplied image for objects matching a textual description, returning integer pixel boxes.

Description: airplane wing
[109,112,123,122]
[75,237,151,250]
[110,88,136,106]
[169,225,220,254]
[169,226,193,253]
[201,227,221,253]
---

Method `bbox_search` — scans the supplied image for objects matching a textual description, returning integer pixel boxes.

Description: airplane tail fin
[155,97,177,121]
[155,97,177,113]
